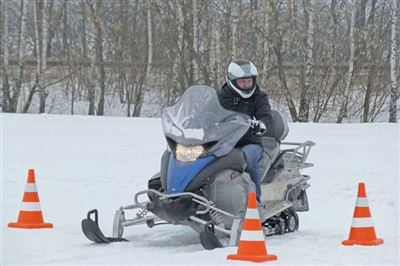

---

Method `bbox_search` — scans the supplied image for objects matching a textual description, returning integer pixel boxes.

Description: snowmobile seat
[259,110,289,183]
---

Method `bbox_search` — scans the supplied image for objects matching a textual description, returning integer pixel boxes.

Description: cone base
[342,238,384,246]
[8,222,53,229]
[227,253,278,262]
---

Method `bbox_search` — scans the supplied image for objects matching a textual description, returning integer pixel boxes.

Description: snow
[1,113,399,265]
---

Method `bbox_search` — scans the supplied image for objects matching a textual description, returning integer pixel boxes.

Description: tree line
[1,0,398,122]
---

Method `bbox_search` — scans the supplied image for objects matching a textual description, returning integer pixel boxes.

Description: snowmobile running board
[81,209,128,244]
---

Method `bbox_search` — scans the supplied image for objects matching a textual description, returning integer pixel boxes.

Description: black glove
[250,118,266,135]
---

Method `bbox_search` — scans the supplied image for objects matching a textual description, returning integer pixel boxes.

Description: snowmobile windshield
[162,85,251,157]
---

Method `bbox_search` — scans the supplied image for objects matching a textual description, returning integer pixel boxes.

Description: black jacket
[218,83,273,147]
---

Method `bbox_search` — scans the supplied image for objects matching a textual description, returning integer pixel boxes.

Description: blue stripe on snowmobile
[167,155,216,193]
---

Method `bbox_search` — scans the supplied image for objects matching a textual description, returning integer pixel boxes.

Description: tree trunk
[1,0,11,111]
[362,1,377,122]
[337,1,356,123]
[12,0,28,112]
[133,1,153,117]
[91,1,105,116]
[210,2,221,89]
[274,40,298,121]
[259,0,270,85]
[45,0,54,57]
[22,0,40,114]
[39,0,50,114]
[22,85,37,113]
[250,0,257,57]
[299,0,315,122]
[79,0,94,115]
[116,0,129,116]
[81,0,87,61]
[192,0,199,82]
[389,0,398,123]
[330,0,337,64]
[230,0,239,58]
[62,0,68,55]
[170,1,184,105]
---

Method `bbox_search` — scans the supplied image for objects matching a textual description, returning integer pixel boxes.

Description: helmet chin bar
[227,79,256,99]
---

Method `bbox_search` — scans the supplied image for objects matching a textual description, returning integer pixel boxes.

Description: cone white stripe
[20,202,42,211]
[240,230,265,241]
[355,197,369,207]
[24,183,38,192]
[351,217,374,228]
[245,208,260,219]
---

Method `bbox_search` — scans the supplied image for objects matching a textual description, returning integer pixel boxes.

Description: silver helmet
[226,59,258,98]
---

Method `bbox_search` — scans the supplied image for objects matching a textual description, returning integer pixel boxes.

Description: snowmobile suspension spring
[209,207,224,228]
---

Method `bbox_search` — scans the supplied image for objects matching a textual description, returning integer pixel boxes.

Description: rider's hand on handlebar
[250,118,266,136]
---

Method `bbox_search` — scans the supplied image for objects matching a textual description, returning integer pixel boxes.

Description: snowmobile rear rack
[280,140,315,171]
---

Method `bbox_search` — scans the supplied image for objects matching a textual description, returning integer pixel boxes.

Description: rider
[218,59,273,202]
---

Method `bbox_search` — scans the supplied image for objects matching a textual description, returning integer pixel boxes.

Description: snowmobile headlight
[176,144,204,162]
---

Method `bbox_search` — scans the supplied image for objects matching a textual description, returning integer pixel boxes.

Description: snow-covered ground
[1,113,399,265]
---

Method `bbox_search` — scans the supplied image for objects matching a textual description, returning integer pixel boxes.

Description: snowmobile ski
[81,209,128,244]
[199,231,223,250]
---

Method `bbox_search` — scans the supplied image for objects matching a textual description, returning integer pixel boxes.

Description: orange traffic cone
[342,182,383,246]
[227,191,277,262]
[8,169,53,229]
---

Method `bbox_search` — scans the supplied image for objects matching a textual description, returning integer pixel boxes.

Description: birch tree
[7,0,28,112]
[1,0,10,111]
[87,0,106,115]
[0,0,394,120]
[210,2,221,89]
[192,0,199,82]
[389,0,398,123]
[337,1,356,123]
[170,1,185,105]
[132,1,153,117]
[39,0,50,113]
[271,0,298,121]
[299,0,316,122]
[362,0,376,122]
[230,0,239,58]
[22,0,38,113]
[259,0,270,85]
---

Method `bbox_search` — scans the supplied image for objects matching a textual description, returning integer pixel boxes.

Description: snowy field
[1,113,399,265]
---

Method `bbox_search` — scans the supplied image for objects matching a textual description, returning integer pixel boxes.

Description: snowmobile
[81,85,315,249]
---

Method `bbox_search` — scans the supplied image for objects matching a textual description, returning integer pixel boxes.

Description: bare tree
[6,0,29,113]
[1,0,10,111]
[337,1,356,123]
[259,0,271,85]
[170,0,185,105]
[230,0,239,58]
[270,0,298,121]
[87,0,106,115]
[192,0,199,82]
[389,0,398,122]
[361,0,376,122]
[132,0,153,117]
[1,0,394,121]
[39,0,50,113]
[210,2,221,89]
[299,0,316,122]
